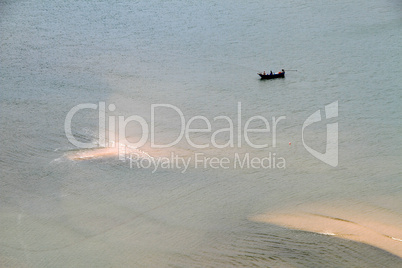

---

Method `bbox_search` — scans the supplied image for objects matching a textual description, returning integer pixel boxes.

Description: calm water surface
[1,0,401,267]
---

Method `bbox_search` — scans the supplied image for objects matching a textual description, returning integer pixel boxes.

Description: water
[1,0,401,267]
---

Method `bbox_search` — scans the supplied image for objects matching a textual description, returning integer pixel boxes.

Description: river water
[1,0,401,267]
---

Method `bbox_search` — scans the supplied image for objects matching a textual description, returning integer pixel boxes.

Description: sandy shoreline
[250,202,402,258]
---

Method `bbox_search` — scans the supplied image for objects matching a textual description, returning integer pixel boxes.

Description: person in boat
[282,69,285,73]
[270,71,273,75]
[263,71,266,75]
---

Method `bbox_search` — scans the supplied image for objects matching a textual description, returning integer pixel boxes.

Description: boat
[258,69,285,79]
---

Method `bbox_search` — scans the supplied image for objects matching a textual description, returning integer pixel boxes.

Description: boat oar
[285,69,297,71]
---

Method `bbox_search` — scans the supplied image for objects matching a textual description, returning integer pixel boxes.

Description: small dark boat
[258,69,285,79]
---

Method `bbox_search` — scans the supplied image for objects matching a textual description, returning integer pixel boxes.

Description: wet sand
[251,202,402,258]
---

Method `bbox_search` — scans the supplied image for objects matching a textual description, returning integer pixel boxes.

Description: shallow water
[1,0,402,267]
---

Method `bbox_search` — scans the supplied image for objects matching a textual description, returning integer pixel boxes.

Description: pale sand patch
[67,146,121,160]
[250,202,402,258]
[65,141,193,161]
[66,145,152,161]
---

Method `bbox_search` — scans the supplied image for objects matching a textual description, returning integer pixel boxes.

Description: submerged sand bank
[66,145,153,161]
[65,141,184,161]
[251,202,402,258]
